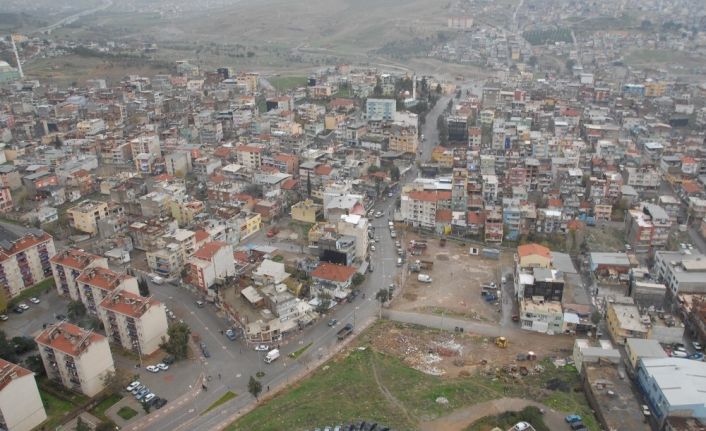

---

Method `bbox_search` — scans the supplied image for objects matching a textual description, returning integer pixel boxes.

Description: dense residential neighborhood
[0,0,704,430]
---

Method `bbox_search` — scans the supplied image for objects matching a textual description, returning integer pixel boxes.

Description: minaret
[412,75,416,100]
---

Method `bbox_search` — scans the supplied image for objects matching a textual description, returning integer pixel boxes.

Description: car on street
[0,314,7,321]
[328,319,338,327]
[693,341,703,351]
[146,365,160,373]
[135,389,149,400]
[29,297,40,304]
[144,393,156,403]
[374,211,383,218]
[671,350,688,358]
[157,363,168,371]
[225,329,237,341]
[196,300,205,308]
[388,192,393,197]
[18,303,29,310]
[126,381,140,392]
[370,245,376,252]
[642,405,651,416]
[55,314,66,320]
[255,344,269,351]
[154,398,168,409]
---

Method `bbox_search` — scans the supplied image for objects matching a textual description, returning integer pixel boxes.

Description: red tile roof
[682,156,697,164]
[77,267,132,292]
[100,290,160,318]
[281,178,298,190]
[51,248,102,270]
[517,243,551,259]
[194,230,210,243]
[547,199,563,208]
[682,181,702,194]
[436,209,452,223]
[0,358,32,391]
[467,211,485,225]
[153,173,174,182]
[70,169,90,178]
[0,231,53,263]
[311,262,357,283]
[407,190,452,202]
[314,165,333,176]
[193,241,228,261]
[236,145,262,153]
[214,147,233,158]
[35,322,106,357]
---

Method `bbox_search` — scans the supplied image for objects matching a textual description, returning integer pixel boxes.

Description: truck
[264,349,280,363]
[417,274,432,283]
[337,323,354,340]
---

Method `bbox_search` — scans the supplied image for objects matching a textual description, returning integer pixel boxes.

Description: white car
[144,393,156,403]
[370,245,376,252]
[126,381,140,392]
[671,350,688,358]
[29,297,40,304]
[146,365,160,373]
[254,344,269,352]
[157,363,168,371]
[18,303,29,310]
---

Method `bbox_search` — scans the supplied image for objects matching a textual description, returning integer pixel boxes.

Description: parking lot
[391,233,514,323]
[0,288,68,338]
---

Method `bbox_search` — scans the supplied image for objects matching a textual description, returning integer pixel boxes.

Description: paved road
[33,0,113,34]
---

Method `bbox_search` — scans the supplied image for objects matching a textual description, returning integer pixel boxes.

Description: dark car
[162,355,175,365]
[12,307,23,314]
[570,422,586,431]
[154,398,168,409]
[202,349,210,358]
[55,314,66,320]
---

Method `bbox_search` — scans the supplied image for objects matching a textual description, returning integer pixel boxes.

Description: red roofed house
[99,290,169,355]
[187,241,235,292]
[235,145,262,171]
[681,156,699,176]
[51,248,109,301]
[0,222,56,299]
[517,243,552,269]
[311,262,357,300]
[0,358,46,431]
[35,322,115,396]
[76,267,140,315]
[400,189,452,229]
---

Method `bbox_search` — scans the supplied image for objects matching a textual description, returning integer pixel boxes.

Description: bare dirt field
[392,233,514,323]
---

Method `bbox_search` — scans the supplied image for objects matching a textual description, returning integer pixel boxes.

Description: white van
[264,349,280,363]
[151,275,164,285]
[417,274,432,283]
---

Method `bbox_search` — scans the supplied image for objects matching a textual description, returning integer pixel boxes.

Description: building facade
[99,290,169,355]
[0,223,55,299]
[0,359,47,431]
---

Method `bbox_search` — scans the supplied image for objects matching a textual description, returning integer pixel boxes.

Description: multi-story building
[625,203,672,254]
[400,189,451,229]
[187,241,235,292]
[235,146,263,171]
[484,207,503,244]
[130,134,161,168]
[0,223,55,299]
[625,167,660,189]
[654,251,706,295]
[146,228,196,277]
[50,249,108,301]
[0,359,47,431]
[35,322,115,397]
[66,200,109,235]
[606,302,648,345]
[76,267,140,315]
[365,98,396,121]
[99,290,169,356]
[388,125,418,154]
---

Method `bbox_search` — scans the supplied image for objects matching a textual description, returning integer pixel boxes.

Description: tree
[12,336,36,355]
[0,331,17,363]
[591,310,602,325]
[0,290,6,313]
[95,422,117,431]
[390,165,400,182]
[375,288,390,304]
[315,292,332,314]
[248,375,262,400]
[101,369,131,395]
[435,83,442,94]
[160,322,191,360]
[141,401,151,414]
[351,273,365,287]
[24,354,45,377]
[138,278,150,297]
[67,300,86,322]
[306,171,312,197]
[565,59,576,73]
[75,416,90,431]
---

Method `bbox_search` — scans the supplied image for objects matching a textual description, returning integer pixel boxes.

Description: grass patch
[523,28,573,46]
[228,324,598,431]
[466,406,549,431]
[9,277,55,307]
[288,342,313,360]
[39,389,77,430]
[202,391,237,415]
[90,393,123,421]
[268,76,307,92]
[117,406,138,421]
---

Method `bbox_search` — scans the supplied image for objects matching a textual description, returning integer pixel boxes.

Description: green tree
[160,322,191,360]
[141,401,151,414]
[351,273,365,287]
[75,416,90,431]
[0,290,6,313]
[315,292,331,314]
[67,300,86,322]
[138,278,150,297]
[248,375,262,400]
[95,422,117,431]
[0,331,17,363]
[12,336,36,355]
[375,288,390,304]
[591,310,602,325]
[565,59,576,73]
[390,165,400,182]
[101,369,131,395]
[24,354,45,377]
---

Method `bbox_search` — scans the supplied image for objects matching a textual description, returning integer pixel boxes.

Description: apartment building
[400,190,451,229]
[187,241,235,292]
[654,251,706,295]
[99,290,169,355]
[606,302,649,345]
[76,267,140,315]
[146,228,196,277]
[0,359,47,431]
[0,223,55,299]
[625,167,660,189]
[35,322,115,397]
[625,203,672,254]
[235,145,263,171]
[366,98,396,121]
[51,248,108,301]
[388,125,418,154]
[66,200,109,235]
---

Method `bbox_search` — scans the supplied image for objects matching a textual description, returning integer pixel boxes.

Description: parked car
[225,329,237,341]
[126,381,140,392]
[370,245,376,252]
[0,314,7,321]
[642,405,651,416]
[135,389,149,400]
[163,355,175,365]
[196,300,205,308]
[565,415,582,423]
[569,422,586,431]
[254,344,269,351]
[144,393,156,403]
[146,365,160,373]
[18,303,29,310]
[693,341,703,351]
[55,314,66,320]
[12,307,23,314]
[29,297,40,304]
[328,319,338,327]
[154,398,168,409]
[157,363,168,371]
[132,384,145,395]
[671,350,688,358]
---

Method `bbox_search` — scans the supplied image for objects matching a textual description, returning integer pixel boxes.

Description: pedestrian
[218,373,221,380]
[267,385,270,391]
[220,329,224,335]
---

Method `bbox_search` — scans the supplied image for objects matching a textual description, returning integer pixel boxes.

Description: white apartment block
[625,167,661,189]
[51,248,108,301]
[400,190,451,229]
[0,359,46,431]
[187,241,235,292]
[35,322,115,397]
[76,267,140,315]
[0,223,56,299]
[99,290,169,355]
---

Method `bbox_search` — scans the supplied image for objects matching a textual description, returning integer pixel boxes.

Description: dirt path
[419,397,568,431]
[370,352,417,426]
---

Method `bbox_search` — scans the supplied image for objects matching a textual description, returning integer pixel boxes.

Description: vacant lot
[228,321,597,431]
[585,224,625,252]
[392,234,512,323]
